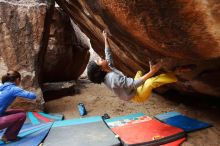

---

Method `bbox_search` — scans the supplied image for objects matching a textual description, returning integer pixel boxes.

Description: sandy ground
[45,79,220,146]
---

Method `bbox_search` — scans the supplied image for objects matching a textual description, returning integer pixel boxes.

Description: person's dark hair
[1,70,21,84]
[87,61,107,84]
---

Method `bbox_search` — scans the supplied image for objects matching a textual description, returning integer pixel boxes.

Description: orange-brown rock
[56,0,220,97]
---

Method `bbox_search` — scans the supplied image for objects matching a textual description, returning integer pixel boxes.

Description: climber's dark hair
[1,70,21,84]
[87,61,107,84]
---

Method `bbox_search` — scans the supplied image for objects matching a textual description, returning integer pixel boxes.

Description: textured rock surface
[56,0,220,97]
[0,0,55,110]
[42,7,89,82]
[0,0,90,108]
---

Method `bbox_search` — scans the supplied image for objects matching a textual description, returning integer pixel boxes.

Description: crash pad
[162,138,186,146]
[43,116,120,146]
[155,112,212,132]
[0,123,51,137]
[105,113,146,128]
[105,113,145,123]
[0,122,52,146]
[112,119,185,146]
[26,112,63,125]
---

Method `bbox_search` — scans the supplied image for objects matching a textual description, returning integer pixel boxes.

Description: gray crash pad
[43,116,120,146]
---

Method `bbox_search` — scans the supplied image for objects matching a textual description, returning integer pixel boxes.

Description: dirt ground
[45,79,220,146]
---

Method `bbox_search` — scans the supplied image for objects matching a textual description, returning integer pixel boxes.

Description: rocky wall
[55,0,220,97]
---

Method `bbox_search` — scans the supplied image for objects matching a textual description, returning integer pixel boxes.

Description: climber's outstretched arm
[103,30,113,66]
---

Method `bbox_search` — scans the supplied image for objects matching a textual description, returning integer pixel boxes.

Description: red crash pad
[112,119,186,146]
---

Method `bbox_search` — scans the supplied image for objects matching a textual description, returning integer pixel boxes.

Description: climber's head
[87,60,107,84]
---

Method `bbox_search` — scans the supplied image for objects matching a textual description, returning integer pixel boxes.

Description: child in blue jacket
[0,70,36,143]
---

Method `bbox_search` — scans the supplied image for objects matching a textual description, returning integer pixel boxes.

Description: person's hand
[102,30,107,39]
[149,61,161,73]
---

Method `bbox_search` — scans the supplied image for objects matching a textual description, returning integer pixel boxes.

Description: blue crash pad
[0,123,51,137]
[26,112,63,125]
[0,123,52,146]
[155,112,212,132]
[52,116,102,128]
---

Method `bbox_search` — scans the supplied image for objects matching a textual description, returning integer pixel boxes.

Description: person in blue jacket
[0,70,36,143]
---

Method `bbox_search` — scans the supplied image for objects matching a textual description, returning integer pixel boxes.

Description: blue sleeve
[13,86,36,100]
[105,47,114,67]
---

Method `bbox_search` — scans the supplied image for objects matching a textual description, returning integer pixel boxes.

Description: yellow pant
[132,71,177,103]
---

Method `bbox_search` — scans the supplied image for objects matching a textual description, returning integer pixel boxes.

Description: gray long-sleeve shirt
[103,47,143,101]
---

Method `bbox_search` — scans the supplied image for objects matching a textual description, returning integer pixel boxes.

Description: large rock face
[0,0,54,110]
[42,7,89,82]
[0,0,53,87]
[56,0,220,97]
[0,0,89,110]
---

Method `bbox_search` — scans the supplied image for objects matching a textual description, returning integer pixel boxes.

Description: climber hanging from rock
[87,30,177,102]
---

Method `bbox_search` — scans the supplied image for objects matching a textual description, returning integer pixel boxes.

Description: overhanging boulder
[56,0,220,97]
